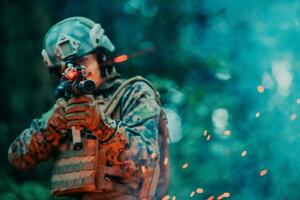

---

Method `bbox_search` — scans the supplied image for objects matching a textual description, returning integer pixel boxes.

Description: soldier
[8,17,169,200]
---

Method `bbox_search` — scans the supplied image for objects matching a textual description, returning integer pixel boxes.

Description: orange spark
[204,130,208,136]
[162,195,170,200]
[224,130,231,136]
[241,150,247,157]
[190,191,195,197]
[114,55,128,63]
[164,157,169,165]
[207,134,211,141]
[223,193,230,198]
[172,196,176,200]
[217,192,230,199]
[182,163,189,169]
[196,188,204,193]
[290,113,297,121]
[257,85,265,93]
[255,112,260,118]
[141,166,146,174]
[297,99,300,104]
[150,153,156,159]
[207,195,215,200]
[260,169,268,176]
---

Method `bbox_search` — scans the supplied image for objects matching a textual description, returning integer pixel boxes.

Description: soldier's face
[75,54,104,88]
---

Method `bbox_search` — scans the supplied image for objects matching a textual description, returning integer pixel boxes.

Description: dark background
[2,0,300,199]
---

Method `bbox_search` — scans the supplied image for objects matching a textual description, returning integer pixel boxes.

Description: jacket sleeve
[97,81,161,177]
[8,108,56,170]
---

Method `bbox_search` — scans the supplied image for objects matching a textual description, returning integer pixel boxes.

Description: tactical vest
[51,76,169,199]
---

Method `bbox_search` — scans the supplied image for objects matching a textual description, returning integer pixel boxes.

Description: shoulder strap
[103,76,161,117]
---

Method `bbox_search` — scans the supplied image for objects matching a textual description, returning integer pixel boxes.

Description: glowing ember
[190,191,195,197]
[290,113,297,121]
[207,134,211,141]
[255,112,260,118]
[150,153,156,159]
[257,85,265,93]
[224,130,231,136]
[207,195,214,200]
[204,130,208,136]
[182,163,189,169]
[114,55,128,63]
[223,193,230,197]
[260,169,268,176]
[141,166,146,174]
[196,188,204,193]
[297,99,300,104]
[164,157,169,165]
[162,195,170,200]
[241,150,247,157]
[217,192,230,199]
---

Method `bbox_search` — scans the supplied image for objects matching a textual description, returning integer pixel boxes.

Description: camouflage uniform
[8,77,161,200]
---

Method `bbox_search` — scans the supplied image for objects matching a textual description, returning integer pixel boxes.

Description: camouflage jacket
[8,77,161,199]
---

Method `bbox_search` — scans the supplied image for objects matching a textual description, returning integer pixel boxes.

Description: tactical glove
[46,98,68,146]
[65,95,101,131]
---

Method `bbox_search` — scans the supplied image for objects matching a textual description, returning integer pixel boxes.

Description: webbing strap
[97,149,107,190]
[139,165,160,199]
[52,176,95,190]
[149,164,160,197]
[57,147,96,159]
[53,161,96,174]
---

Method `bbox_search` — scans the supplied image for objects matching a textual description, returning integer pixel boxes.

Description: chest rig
[50,77,168,199]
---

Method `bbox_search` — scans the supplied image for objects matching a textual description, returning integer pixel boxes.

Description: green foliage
[0,180,63,200]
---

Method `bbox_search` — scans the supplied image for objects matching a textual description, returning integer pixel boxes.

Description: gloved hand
[65,95,101,131]
[46,98,68,146]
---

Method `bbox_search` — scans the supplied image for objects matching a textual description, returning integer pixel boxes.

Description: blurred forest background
[2,0,300,199]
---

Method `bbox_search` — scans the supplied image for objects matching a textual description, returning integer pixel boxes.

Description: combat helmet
[41,16,115,68]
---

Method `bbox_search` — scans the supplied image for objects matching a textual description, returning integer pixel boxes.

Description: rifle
[55,59,96,150]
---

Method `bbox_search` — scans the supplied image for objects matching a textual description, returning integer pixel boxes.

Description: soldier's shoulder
[124,76,157,94]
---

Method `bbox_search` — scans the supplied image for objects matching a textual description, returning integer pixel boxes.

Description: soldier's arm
[8,108,60,170]
[97,81,161,176]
